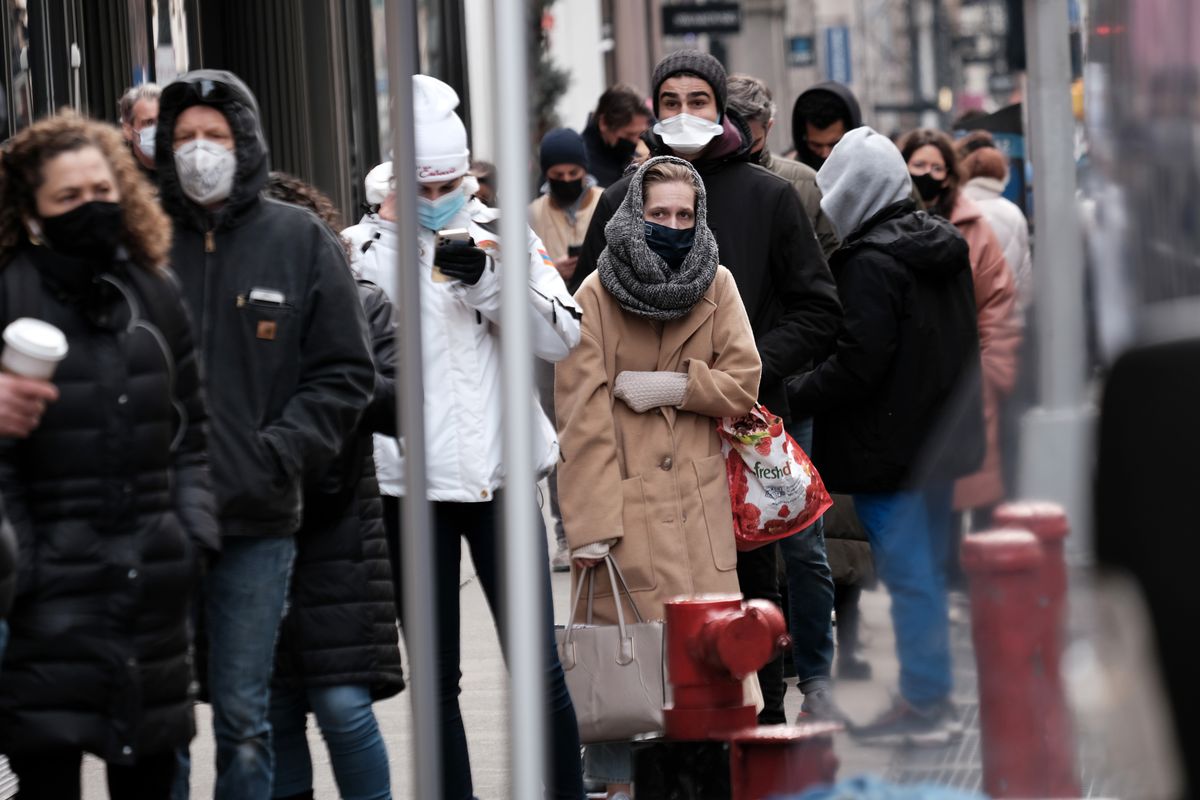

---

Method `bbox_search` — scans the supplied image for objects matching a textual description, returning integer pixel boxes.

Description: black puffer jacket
[155,70,374,538]
[788,202,985,493]
[273,281,403,697]
[0,247,219,762]
[573,110,842,420]
[0,502,15,619]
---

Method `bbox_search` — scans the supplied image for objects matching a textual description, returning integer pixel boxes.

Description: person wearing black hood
[573,49,842,725]
[788,127,984,745]
[790,81,863,172]
[154,71,375,798]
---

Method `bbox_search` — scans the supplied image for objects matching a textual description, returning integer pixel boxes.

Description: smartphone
[567,244,582,258]
[434,228,472,282]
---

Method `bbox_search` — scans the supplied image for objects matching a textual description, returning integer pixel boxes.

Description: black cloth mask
[40,201,123,261]
[643,221,696,272]
[611,137,637,160]
[548,177,584,206]
[912,172,945,203]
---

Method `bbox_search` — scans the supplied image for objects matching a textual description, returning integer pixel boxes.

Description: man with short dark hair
[791,81,862,171]
[574,50,842,726]
[118,83,161,175]
[582,84,653,187]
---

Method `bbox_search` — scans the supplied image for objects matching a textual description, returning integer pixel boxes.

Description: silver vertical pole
[492,1,547,798]
[1016,0,1092,558]
[1024,0,1086,410]
[384,1,443,798]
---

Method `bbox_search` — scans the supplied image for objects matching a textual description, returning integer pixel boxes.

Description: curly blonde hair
[0,111,171,270]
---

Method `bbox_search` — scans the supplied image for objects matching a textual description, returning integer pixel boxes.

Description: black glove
[434,241,487,285]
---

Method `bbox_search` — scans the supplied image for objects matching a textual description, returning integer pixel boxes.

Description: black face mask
[548,177,584,206]
[39,201,123,261]
[912,172,945,203]
[611,137,637,160]
[644,221,695,271]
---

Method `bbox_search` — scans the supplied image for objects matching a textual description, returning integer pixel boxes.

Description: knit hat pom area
[597,155,720,321]
[413,75,470,183]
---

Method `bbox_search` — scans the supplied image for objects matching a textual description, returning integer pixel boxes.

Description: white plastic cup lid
[3,318,69,361]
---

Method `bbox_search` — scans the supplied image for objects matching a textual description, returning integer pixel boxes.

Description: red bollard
[991,501,1081,797]
[962,530,1080,798]
[729,723,841,800]
[663,594,789,740]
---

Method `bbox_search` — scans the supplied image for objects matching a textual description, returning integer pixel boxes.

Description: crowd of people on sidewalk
[0,44,1030,800]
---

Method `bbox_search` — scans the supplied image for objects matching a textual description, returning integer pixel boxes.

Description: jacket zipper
[201,228,215,358]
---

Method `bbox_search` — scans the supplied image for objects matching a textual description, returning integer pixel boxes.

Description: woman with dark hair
[0,112,218,797]
[899,128,1020,531]
[262,172,402,800]
[557,155,761,796]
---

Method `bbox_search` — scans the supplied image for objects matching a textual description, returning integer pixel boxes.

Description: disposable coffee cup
[2,318,69,380]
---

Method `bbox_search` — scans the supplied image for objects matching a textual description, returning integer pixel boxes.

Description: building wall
[547,0,605,131]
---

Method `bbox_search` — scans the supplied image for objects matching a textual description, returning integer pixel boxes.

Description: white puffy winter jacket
[343,199,582,502]
[963,177,1033,315]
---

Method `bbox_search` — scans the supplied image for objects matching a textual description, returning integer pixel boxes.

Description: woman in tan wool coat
[556,154,760,796]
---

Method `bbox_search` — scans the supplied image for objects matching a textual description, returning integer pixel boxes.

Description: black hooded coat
[155,71,374,539]
[787,202,985,493]
[572,110,841,420]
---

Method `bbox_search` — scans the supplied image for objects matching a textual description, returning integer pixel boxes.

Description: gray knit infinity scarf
[597,155,719,321]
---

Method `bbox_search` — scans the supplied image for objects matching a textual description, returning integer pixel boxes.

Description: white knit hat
[413,75,470,183]
[364,161,393,205]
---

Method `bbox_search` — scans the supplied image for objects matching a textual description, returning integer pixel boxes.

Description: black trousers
[9,749,177,800]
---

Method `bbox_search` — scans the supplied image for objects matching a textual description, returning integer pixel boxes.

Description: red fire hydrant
[652,594,840,800]
[664,594,789,739]
[990,501,1080,798]
[962,528,1080,798]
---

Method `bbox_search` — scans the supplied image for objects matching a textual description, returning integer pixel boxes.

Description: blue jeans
[852,484,954,707]
[412,494,584,800]
[205,536,298,800]
[779,417,835,688]
[270,684,390,800]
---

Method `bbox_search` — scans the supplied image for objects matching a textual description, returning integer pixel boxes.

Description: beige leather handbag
[555,555,666,744]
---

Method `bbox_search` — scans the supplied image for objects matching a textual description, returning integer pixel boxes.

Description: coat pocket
[695,452,738,572]
[598,475,657,596]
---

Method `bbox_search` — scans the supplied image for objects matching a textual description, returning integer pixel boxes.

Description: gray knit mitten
[613,370,688,413]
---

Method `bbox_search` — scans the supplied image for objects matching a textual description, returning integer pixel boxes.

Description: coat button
[117,394,129,405]
[122,746,133,756]
[480,490,489,499]
[127,568,138,579]
[660,457,673,471]
[126,656,137,668]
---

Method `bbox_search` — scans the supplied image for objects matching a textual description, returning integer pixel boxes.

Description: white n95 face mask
[174,139,237,205]
[137,125,157,159]
[653,113,725,156]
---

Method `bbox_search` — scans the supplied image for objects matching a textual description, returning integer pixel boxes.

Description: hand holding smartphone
[434,228,472,282]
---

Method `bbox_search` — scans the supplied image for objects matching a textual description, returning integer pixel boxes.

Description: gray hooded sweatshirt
[817,127,913,242]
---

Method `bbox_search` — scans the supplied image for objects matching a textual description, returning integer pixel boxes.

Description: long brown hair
[0,111,171,269]
[898,128,961,220]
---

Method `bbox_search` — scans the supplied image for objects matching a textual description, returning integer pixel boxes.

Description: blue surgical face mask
[643,220,696,271]
[417,188,466,231]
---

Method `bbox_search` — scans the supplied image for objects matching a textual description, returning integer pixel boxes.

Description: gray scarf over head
[817,126,913,241]
[598,155,719,320]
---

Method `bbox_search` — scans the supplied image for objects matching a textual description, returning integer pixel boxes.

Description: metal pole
[1016,0,1092,561]
[493,0,547,797]
[1024,0,1086,410]
[384,1,443,798]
